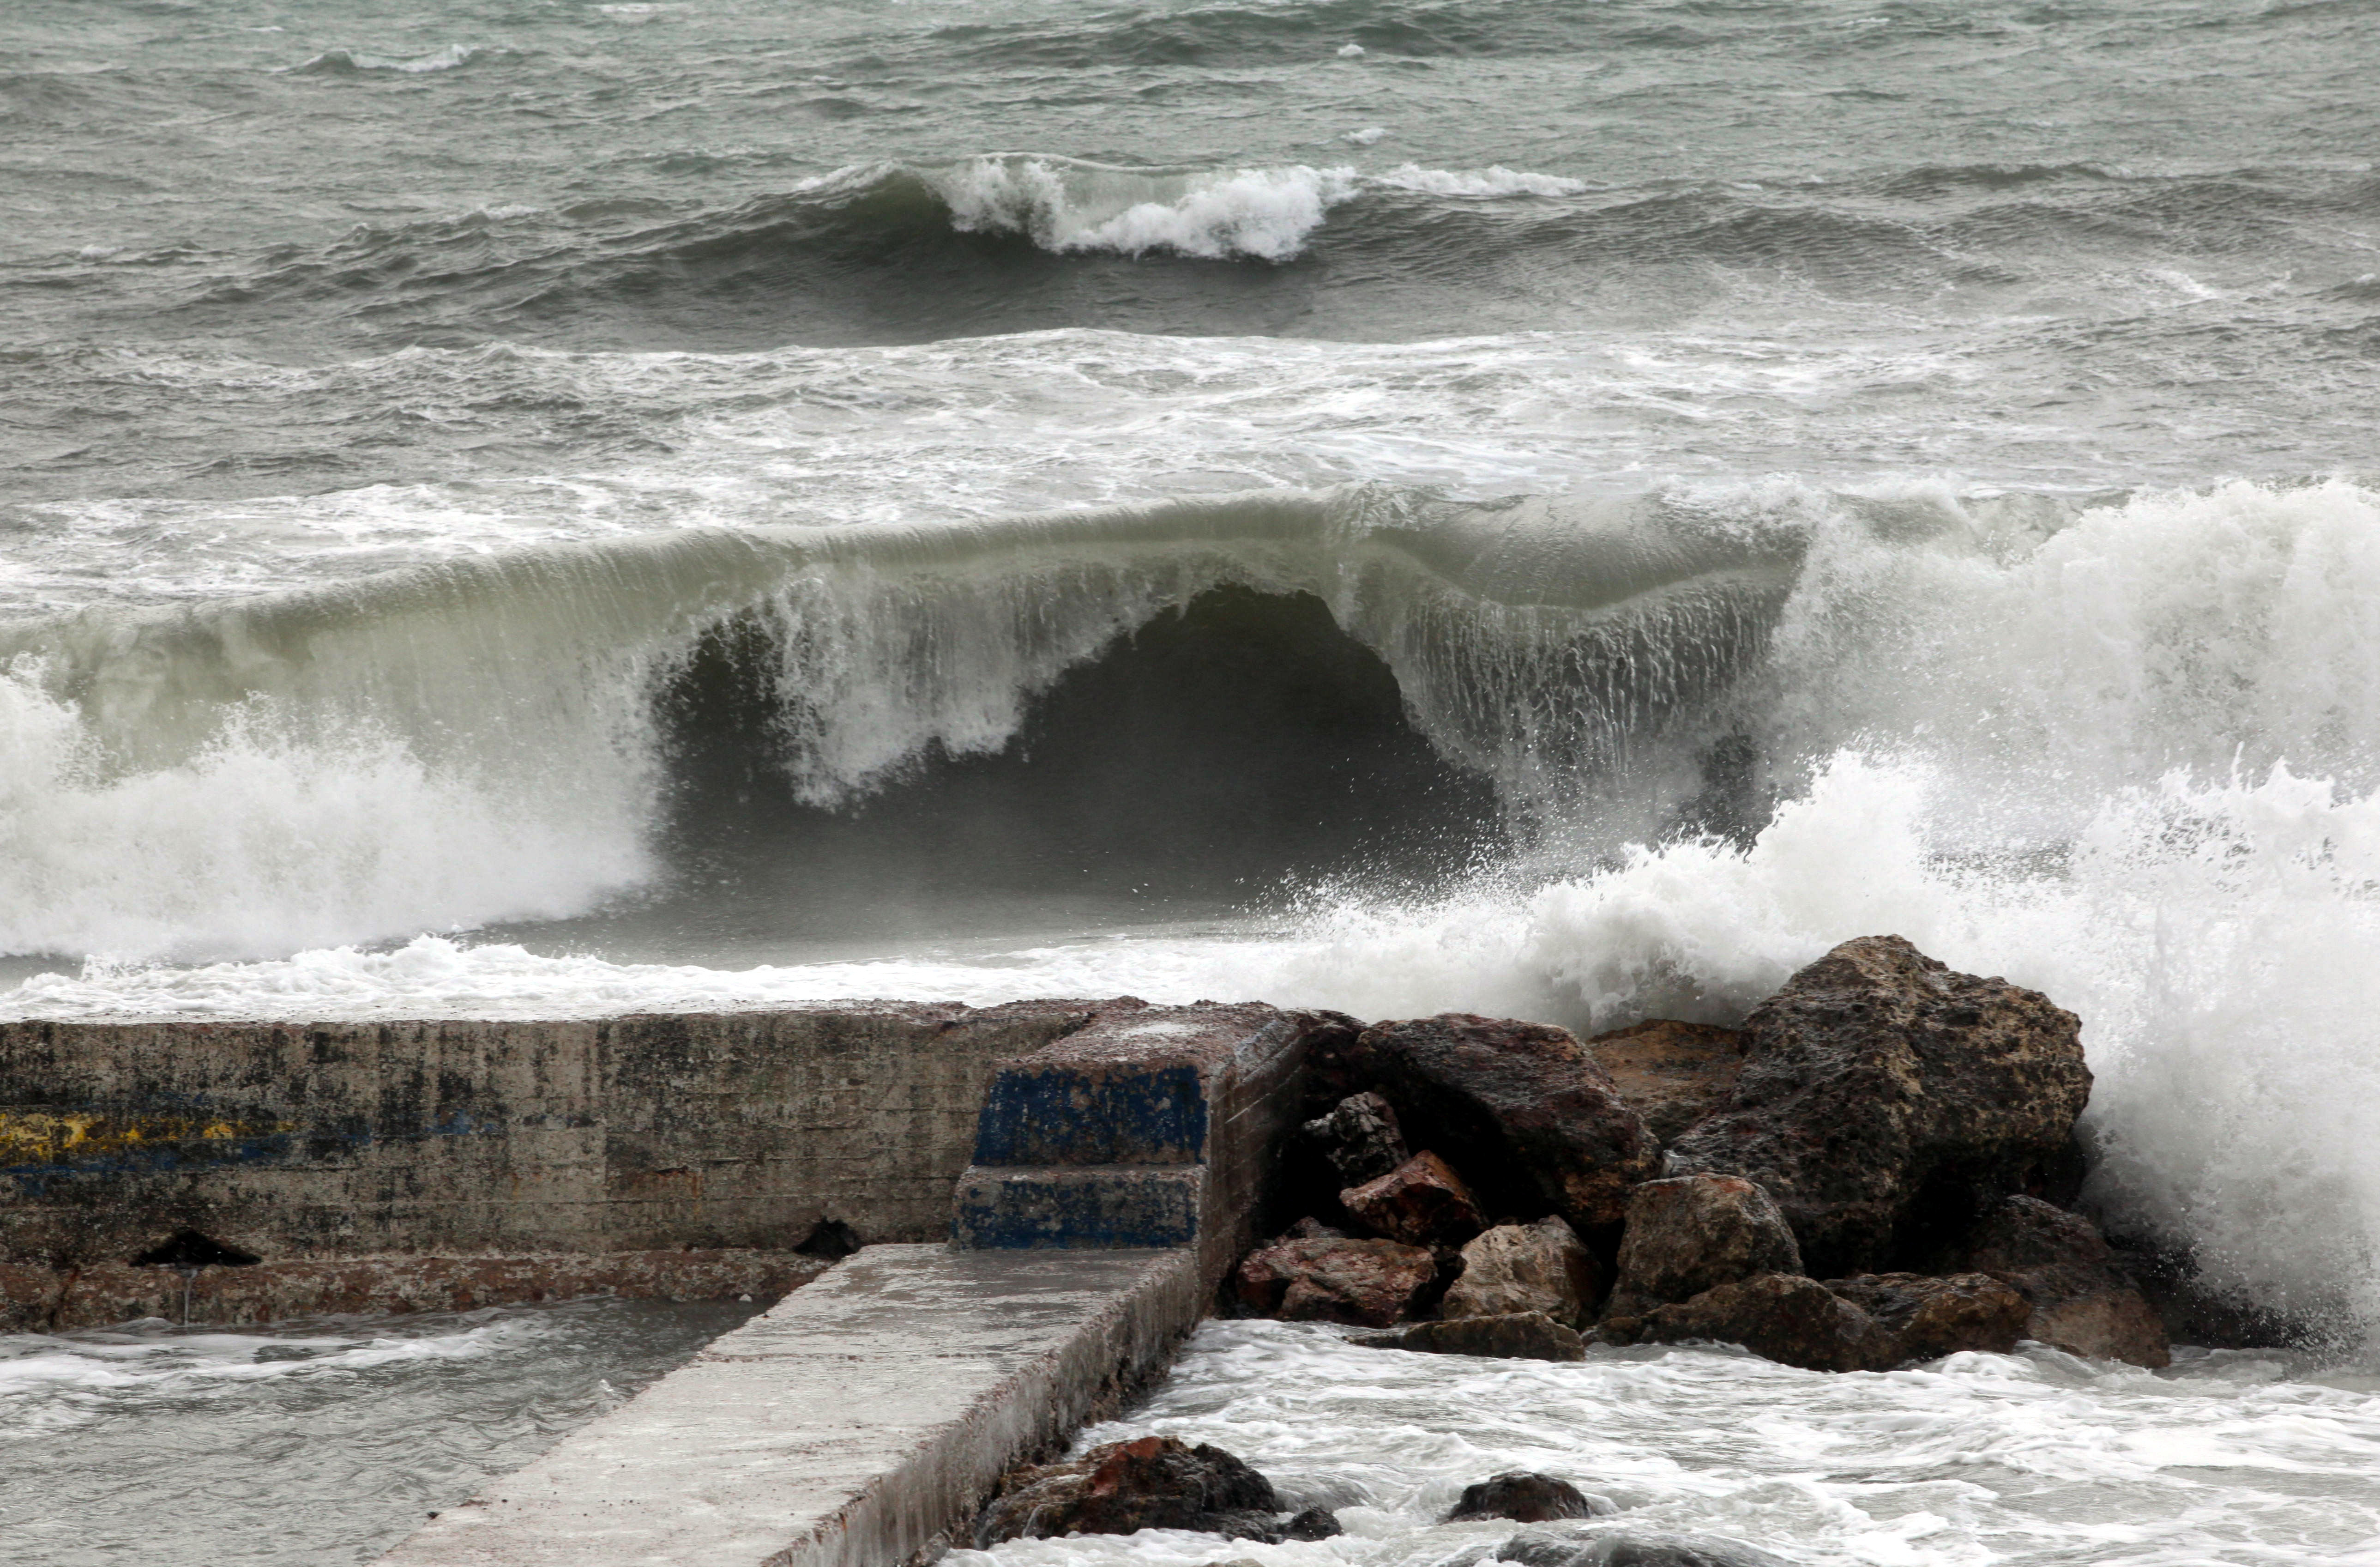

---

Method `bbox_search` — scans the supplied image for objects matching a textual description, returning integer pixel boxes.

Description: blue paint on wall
[971,1064,1208,1168]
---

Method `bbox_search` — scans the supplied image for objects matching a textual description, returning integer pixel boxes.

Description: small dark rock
[1354,1310,1587,1362]
[1303,1090,1412,1186]
[1445,1471,1597,1524]
[1234,1235,1435,1326]
[1341,1150,1488,1248]
[1280,1506,1342,1540]
[1578,1533,1790,1567]
[1824,1271,2030,1362]
[1605,1175,1802,1318]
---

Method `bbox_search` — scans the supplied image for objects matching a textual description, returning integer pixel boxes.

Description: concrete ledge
[376,1244,1202,1567]
[0,1248,831,1332]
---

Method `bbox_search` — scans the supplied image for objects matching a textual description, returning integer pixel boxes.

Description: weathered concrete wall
[2,1248,833,1332]
[0,1002,1096,1271]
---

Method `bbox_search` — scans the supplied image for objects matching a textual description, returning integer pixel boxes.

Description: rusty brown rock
[1303,1091,1411,1187]
[1233,1235,1435,1327]
[1615,1273,1898,1373]
[1440,1216,1604,1327]
[1606,1174,1802,1318]
[972,1435,1292,1547]
[1955,1195,2171,1367]
[1824,1272,2031,1362]
[1666,937,2092,1276]
[1585,1019,1749,1144]
[1340,1151,1488,1248]
[1346,1015,1661,1233]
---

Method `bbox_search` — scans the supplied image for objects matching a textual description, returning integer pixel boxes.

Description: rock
[1605,1175,1802,1317]
[1441,1216,1606,1327]
[1613,1273,1897,1373]
[1347,1014,1662,1232]
[972,1435,1286,1546]
[1303,1090,1411,1186]
[1234,1235,1435,1326]
[1666,937,2091,1276]
[1494,1527,1787,1567]
[1444,1471,1598,1523]
[1955,1195,2171,1367]
[1823,1272,2030,1362]
[1281,1506,1343,1540]
[1341,1151,1488,1248]
[1353,1310,1587,1362]
[1283,1216,1346,1240]
[1585,1020,1750,1144]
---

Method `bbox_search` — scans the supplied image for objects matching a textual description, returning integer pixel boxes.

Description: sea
[3,0,2379,1561]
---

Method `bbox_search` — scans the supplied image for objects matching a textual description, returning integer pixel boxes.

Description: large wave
[10,474,2380,1334]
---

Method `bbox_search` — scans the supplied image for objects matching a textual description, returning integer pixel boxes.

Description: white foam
[946,1320,2380,1567]
[284,43,493,75]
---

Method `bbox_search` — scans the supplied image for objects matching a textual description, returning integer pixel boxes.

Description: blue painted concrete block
[951,1165,1203,1250]
[971,1063,1209,1168]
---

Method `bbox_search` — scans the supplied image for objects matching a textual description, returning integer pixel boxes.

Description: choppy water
[958,1321,2380,1567]
[0,1299,759,1567]
[7,4,2380,1558]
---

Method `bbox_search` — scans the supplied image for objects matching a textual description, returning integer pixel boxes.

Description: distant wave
[283,44,513,76]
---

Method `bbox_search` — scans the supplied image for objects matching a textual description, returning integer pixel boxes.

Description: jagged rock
[1955,1195,2171,1367]
[1304,1090,1411,1186]
[1441,1216,1605,1326]
[1666,937,2091,1276]
[1606,1175,1802,1317]
[1824,1271,2030,1362]
[1585,1020,1750,1144]
[1444,1471,1598,1523]
[973,1435,1289,1546]
[1341,1151,1488,1247]
[1234,1235,1435,1326]
[1283,1216,1346,1241]
[1344,1014,1662,1232]
[1354,1310,1587,1362]
[1607,1273,1897,1373]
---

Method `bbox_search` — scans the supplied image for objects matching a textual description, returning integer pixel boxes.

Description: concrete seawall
[6,996,1336,1561]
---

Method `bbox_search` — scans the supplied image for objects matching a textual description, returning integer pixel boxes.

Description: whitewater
[7,0,2380,1561]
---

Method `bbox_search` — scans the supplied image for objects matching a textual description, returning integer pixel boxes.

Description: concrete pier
[377,1246,1200,1567]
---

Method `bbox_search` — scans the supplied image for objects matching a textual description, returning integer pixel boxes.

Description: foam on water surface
[0,1299,759,1567]
[952,1321,2380,1567]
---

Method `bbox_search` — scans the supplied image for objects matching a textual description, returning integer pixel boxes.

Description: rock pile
[972,1435,1341,1547]
[1236,935,2171,1372]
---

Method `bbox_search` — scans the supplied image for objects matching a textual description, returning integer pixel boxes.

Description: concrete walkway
[377,1245,1201,1567]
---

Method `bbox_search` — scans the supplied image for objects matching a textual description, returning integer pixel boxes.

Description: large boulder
[1954,1195,2170,1367]
[973,1435,1329,1546]
[1605,1175,1802,1318]
[1354,1310,1587,1362]
[1234,1235,1434,1326]
[1344,1015,1662,1232]
[1341,1151,1488,1248]
[1443,1471,1601,1523]
[1441,1216,1606,1326]
[1585,1020,1750,1144]
[1606,1273,1897,1373]
[1666,937,2091,1276]
[1304,1090,1411,1186]
[1823,1272,2030,1362]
